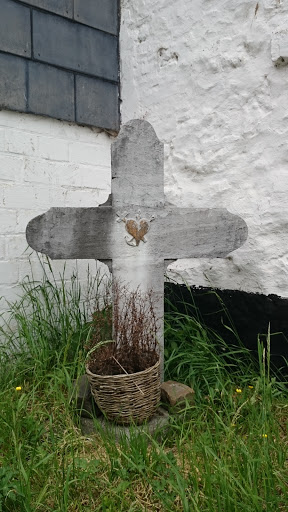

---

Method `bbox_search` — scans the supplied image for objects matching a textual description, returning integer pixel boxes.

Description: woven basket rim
[86,358,160,380]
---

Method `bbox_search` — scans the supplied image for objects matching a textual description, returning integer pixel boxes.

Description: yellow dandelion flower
[262,434,268,438]
[15,386,22,391]
[248,385,253,389]
[236,388,242,393]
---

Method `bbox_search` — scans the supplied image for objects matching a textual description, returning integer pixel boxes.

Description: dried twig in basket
[112,356,144,395]
[87,283,159,376]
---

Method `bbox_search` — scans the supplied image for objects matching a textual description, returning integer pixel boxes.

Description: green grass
[0,262,287,511]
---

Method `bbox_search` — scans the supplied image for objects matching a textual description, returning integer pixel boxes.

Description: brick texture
[4,184,38,209]
[0,110,112,318]
[38,135,69,161]
[0,154,23,182]
[5,129,38,156]
[0,209,17,234]
[6,235,29,260]
[68,140,110,167]
[0,261,18,284]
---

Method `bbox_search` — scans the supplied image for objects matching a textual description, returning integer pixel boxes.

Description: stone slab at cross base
[80,407,170,440]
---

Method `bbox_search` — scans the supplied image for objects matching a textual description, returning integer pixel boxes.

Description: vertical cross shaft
[110,120,166,362]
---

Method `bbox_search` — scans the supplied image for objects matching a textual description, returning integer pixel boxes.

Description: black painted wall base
[165,283,288,373]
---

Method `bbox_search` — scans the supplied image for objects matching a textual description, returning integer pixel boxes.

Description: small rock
[161,381,195,408]
[71,375,101,418]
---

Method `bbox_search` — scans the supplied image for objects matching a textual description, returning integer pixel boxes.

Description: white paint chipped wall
[120,0,288,297]
[0,110,111,317]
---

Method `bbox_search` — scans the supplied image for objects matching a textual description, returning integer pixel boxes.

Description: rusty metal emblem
[117,211,155,246]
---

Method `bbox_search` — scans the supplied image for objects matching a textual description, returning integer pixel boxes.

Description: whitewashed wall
[0,110,111,317]
[120,0,288,297]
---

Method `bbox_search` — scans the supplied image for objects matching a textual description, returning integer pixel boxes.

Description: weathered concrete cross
[26,120,248,369]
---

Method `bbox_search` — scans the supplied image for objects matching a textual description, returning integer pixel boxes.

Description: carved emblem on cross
[26,120,248,375]
[117,210,155,246]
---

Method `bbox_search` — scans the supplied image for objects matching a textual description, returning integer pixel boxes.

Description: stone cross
[26,120,248,372]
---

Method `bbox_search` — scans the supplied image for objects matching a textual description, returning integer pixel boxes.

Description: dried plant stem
[87,282,159,376]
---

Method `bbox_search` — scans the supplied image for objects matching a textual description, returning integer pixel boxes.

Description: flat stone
[161,380,195,408]
[33,10,118,82]
[74,0,118,35]
[71,375,101,418]
[0,0,31,58]
[23,0,73,18]
[0,54,27,112]
[76,75,119,131]
[28,61,75,121]
[80,407,170,440]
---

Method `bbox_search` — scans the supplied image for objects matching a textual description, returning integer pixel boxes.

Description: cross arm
[150,207,248,259]
[26,207,114,259]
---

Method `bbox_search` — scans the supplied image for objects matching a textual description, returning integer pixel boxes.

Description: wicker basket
[86,359,161,425]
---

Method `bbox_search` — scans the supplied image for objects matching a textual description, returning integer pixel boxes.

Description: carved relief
[117,211,155,246]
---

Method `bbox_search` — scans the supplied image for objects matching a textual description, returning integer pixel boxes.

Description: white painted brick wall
[120,0,288,298]
[0,261,18,285]
[0,110,112,319]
